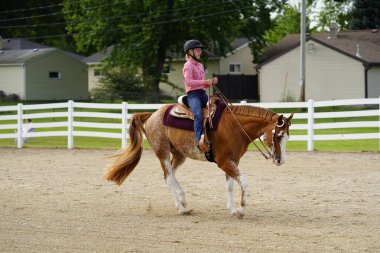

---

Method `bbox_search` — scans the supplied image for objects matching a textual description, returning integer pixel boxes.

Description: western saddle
[169,94,220,153]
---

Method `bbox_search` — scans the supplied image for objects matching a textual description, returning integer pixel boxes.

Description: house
[257,28,380,102]
[161,38,257,99]
[0,38,88,101]
[83,46,113,96]
[85,38,257,99]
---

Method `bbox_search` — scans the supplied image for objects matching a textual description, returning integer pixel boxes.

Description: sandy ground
[0,148,379,253]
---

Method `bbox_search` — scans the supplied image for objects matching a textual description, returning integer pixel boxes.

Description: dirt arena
[0,148,379,252]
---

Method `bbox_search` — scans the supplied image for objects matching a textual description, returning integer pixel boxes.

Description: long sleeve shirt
[183,58,207,93]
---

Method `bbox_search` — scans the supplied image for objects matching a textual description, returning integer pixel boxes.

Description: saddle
[167,94,220,162]
[169,95,219,122]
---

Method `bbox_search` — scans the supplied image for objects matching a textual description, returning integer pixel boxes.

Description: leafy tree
[314,0,353,31]
[263,4,315,46]
[63,0,284,101]
[306,0,379,31]
[349,0,380,29]
[0,0,75,51]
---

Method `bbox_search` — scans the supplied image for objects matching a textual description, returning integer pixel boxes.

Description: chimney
[356,44,361,58]
[328,22,339,39]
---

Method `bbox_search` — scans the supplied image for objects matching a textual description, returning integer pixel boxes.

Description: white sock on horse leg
[239,175,247,209]
[164,160,183,210]
[167,175,182,210]
[173,177,186,207]
[226,177,234,211]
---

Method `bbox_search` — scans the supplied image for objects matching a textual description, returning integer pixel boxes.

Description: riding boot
[198,134,210,153]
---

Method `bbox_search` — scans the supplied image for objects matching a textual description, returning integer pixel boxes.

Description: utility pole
[299,0,306,102]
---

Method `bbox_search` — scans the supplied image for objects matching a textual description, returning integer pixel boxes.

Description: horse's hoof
[232,209,245,219]
[179,208,193,216]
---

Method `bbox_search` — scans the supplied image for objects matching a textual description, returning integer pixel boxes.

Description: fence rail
[0,98,379,151]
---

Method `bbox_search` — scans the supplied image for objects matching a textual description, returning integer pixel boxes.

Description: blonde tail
[104,112,152,185]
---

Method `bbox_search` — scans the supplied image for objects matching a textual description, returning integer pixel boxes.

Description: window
[93,68,103,77]
[229,63,241,74]
[49,71,61,79]
[162,63,171,75]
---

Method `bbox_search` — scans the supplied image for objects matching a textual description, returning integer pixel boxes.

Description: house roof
[0,38,86,61]
[83,46,113,64]
[0,48,54,65]
[1,38,49,50]
[258,29,380,68]
[0,48,87,66]
[211,37,250,58]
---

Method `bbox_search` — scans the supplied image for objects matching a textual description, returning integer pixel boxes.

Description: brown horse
[104,103,294,218]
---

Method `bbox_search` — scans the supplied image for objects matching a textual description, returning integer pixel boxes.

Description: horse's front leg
[223,162,247,218]
[226,175,234,212]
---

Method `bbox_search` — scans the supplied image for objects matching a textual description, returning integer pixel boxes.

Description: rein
[212,85,273,160]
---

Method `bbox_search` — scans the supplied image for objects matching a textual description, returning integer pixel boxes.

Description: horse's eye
[288,122,291,126]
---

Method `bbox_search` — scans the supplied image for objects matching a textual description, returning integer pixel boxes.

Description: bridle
[212,85,290,160]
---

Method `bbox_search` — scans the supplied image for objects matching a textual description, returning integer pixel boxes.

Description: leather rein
[209,85,273,160]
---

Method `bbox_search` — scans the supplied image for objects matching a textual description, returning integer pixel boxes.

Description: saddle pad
[163,100,226,131]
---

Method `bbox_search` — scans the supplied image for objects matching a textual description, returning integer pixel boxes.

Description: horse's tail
[104,112,153,185]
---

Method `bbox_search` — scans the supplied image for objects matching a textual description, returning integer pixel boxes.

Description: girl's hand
[212,77,218,85]
[205,77,218,87]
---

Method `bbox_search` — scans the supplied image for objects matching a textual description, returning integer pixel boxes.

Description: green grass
[1,136,378,153]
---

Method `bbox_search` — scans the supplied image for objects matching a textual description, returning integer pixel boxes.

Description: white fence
[0,98,379,151]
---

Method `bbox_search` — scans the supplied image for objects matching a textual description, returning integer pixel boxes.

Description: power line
[0,0,82,14]
[0,0,245,23]
[0,1,244,28]
[0,2,120,22]
[15,6,253,40]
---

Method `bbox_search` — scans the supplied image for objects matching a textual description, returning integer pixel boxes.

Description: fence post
[121,101,128,148]
[16,103,23,148]
[67,100,74,149]
[307,99,314,151]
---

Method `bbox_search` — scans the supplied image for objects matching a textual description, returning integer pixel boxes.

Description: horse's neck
[238,115,275,142]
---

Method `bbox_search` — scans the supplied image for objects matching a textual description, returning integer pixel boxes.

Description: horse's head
[271,113,294,166]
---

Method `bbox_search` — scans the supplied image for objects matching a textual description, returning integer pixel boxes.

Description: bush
[92,68,146,102]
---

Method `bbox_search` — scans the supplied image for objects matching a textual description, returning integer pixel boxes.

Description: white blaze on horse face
[272,130,289,166]
[279,132,289,165]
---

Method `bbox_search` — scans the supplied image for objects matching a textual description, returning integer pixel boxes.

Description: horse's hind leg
[171,150,187,208]
[159,156,189,214]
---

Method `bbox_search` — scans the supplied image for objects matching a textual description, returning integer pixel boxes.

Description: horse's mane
[226,105,277,121]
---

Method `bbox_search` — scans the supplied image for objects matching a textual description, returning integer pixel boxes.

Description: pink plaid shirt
[183,58,207,93]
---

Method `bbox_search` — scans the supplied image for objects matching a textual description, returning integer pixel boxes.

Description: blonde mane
[227,105,277,121]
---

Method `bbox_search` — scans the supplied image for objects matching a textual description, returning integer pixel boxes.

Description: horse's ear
[276,115,284,127]
[288,112,294,121]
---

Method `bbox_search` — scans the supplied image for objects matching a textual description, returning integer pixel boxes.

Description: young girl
[183,39,218,152]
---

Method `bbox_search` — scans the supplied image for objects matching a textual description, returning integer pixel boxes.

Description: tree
[350,0,380,29]
[314,0,353,31]
[63,0,284,101]
[263,4,315,46]
[0,0,75,51]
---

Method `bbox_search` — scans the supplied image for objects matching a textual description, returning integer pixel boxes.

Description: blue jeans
[187,89,209,143]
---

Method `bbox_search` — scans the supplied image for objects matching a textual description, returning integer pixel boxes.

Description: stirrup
[198,134,210,153]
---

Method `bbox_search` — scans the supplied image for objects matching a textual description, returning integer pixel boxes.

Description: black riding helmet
[184,39,204,54]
